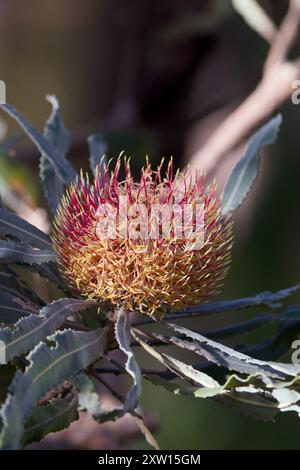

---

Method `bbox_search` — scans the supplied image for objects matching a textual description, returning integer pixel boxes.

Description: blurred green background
[1,0,300,449]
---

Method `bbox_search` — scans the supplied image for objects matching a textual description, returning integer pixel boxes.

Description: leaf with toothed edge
[165,322,300,379]
[22,398,79,446]
[0,103,76,186]
[40,96,73,214]
[0,298,96,362]
[0,240,56,265]
[132,329,300,422]
[222,114,282,214]
[157,284,300,322]
[115,309,142,411]
[0,207,52,250]
[0,327,107,449]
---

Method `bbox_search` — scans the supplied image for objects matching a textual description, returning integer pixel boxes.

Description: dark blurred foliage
[1,0,300,449]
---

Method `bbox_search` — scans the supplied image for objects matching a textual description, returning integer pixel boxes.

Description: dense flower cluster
[52,158,233,316]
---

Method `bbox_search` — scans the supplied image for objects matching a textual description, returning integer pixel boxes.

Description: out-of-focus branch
[232,0,276,44]
[265,0,300,69]
[190,0,300,174]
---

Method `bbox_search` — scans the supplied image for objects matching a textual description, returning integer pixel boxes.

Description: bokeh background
[1,0,300,449]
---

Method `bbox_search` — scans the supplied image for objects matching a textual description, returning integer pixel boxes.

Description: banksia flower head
[52,157,233,317]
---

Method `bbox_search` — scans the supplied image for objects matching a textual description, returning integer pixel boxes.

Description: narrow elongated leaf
[0,298,95,362]
[0,208,52,250]
[0,240,56,265]
[149,371,300,421]
[23,398,79,446]
[137,334,300,421]
[87,134,107,175]
[0,104,76,186]
[115,308,142,411]
[138,315,277,345]
[158,285,300,322]
[202,307,300,342]
[131,328,219,394]
[0,327,107,449]
[239,317,300,361]
[40,96,72,213]
[166,323,300,379]
[222,115,282,214]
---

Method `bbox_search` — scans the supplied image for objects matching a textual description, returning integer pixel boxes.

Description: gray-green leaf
[0,103,76,186]
[0,298,96,362]
[166,322,300,379]
[0,208,52,250]
[23,398,79,446]
[115,308,142,411]
[222,114,282,214]
[0,240,56,265]
[40,95,73,214]
[0,327,107,449]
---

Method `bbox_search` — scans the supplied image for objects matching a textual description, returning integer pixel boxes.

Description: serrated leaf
[203,306,300,342]
[133,328,300,422]
[87,134,107,175]
[131,328,220,395]
[0,240,56,265]
[115,308,142,411]
[240,317,300,361]
[23,398,79,446]
[40,96,73,214]
[0,103,76,186]
[161,284,300,321]
[0,327,107,449]
[166,323,300,379]
[0,298,95,362]
[222,115,282,214]
[0,208,52,250]
[138,344,290,421]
